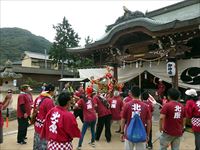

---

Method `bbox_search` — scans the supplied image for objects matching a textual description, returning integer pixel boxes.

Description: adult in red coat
[109,90,123,133]
[33,84,55,150]
[153,78,166,101]
[121,86,151,150]
[17,84,32,145]
[75,94,96,149]
[41,92,81,150]
[93,93,112,142]
[185,89,200,150]
[159,88,186,150]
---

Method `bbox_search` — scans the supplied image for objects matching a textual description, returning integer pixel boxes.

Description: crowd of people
[0,80,200,150]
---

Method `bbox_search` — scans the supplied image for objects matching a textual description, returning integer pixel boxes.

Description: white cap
[158,79,162,82]
[114,90,120,97]
[28,87,33,91]
[185,89,197,96]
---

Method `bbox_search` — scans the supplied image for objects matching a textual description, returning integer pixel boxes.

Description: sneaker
[76,146,81,150]
[146,144,153,149]
[17,141,27,144]
[106,140,111,143]
[115,130,121,133]
[88,142,95,147]
[147,146,153,149]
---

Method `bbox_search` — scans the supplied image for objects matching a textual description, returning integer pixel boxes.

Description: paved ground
[0,94,195,150]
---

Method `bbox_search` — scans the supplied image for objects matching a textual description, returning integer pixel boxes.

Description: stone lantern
[0,60,22,91]
[0,60,22,114]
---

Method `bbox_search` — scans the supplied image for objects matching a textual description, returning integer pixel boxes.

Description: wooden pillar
[168,57,178,89]
[113,63,118,82]
[100,52,102,66]
[172,58,178,89]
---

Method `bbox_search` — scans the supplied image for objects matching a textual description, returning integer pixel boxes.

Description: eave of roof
[58,78,90,82]
[13,66,75,76]
[66,17,200,54]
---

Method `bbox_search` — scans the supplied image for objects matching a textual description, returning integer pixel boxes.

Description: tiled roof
[146,0,199,18]
[13,66,75,76]
[24,51,51,60]
[66,17,200,54]
[23,51,68,64]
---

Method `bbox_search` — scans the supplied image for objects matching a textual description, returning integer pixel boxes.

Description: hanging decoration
[123,61,126,69]
[119,45,173,68]
[149,61,152,68]
[144,71,148,79]
[86,66,124,96]
[136,61,139,68]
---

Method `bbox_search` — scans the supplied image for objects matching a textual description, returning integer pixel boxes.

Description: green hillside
[0,27,52,65]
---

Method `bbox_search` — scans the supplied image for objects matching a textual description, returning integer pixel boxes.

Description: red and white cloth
[185,99,200,132]
[47,140,72,150]
[33,94,55,134]
[191,118,200,127]
[40,106,81,143]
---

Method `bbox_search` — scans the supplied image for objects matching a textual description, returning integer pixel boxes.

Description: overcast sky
[1,0,182,46]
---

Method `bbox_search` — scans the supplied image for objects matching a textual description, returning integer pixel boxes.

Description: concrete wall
[21,55,32,67]
[16,73,73,91]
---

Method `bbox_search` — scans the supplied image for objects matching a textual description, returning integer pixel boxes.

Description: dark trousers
[17,117,29,142]
[194,132,200,150]
[147,128,153,148]
[95,114,112,142]
[0,127,3,144]
[74,109,83,123]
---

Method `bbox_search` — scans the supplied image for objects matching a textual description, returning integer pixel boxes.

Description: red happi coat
[17,93,32,118]
[123,96,132,103]
[41,106,81,142]
[77,98,96,122]
[160,101,185,136]
[33,95,55,134]
[93,95,111,118]
[185,99,200,132]
[109,96,123,121]
[121,100,151,139]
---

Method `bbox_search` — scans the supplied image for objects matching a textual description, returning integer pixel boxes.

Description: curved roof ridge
[66,17,166,52]
[94,17,166,45]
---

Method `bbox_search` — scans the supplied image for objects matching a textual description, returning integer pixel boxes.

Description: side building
[10,51,75,90]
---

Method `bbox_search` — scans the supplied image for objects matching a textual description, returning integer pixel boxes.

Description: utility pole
[44,49,47,69]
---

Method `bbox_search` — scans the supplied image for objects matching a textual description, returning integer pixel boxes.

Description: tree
[49,17,80,79]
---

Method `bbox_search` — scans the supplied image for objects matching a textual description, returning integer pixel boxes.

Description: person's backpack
[126,112,147,143]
